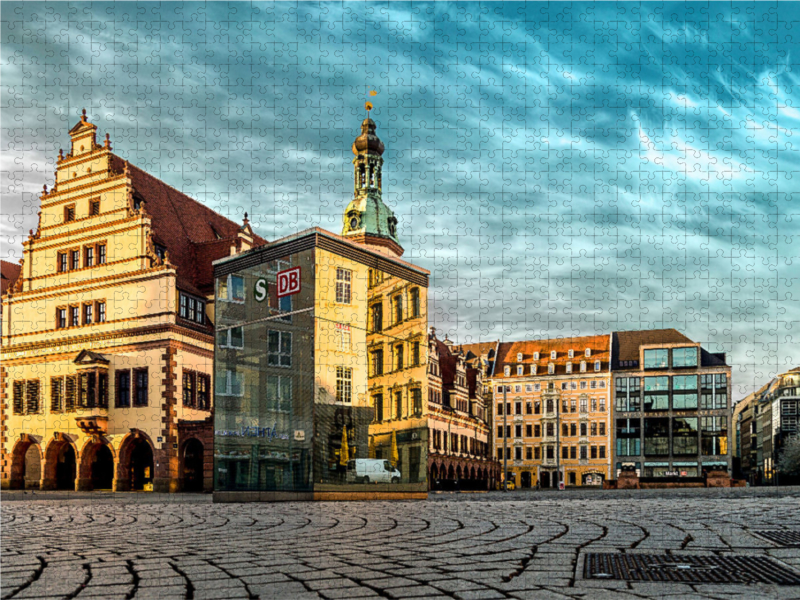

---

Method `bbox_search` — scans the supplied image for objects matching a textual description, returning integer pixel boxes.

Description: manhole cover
[584,553,800,585]
[754,530,800,548]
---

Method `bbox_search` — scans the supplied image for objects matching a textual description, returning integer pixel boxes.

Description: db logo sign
[277,266,301,297]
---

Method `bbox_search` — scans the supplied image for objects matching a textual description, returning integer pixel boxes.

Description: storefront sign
[294,430,305,441]
[254,278,268,302]
[215,424,289,440]
[277,266,301,297]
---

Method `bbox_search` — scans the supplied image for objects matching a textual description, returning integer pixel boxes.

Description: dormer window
[533,352,540,360]
[594,360,601,372]
[504,366,511,377]
[517,365,524,376]
[548,363,555,375]
[585,348,591,357]
[516,352,523,362]
[550,350,557,360]
[568,349,574,359]
[531,365,537,375]
[154,243,167,262]
[133,195,143,211]
[566,362,573,373]
[580,361,587,373]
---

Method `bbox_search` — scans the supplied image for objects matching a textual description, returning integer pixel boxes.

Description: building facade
[478,336,613,489]
[426,333,496,490]
[611,330,732,480]
[1,111,262,492]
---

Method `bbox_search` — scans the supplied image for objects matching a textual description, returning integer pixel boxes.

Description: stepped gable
[118,158,267,296]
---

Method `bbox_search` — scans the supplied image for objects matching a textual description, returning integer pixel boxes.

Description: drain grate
[754,530,800,548]
[584,553,800,585]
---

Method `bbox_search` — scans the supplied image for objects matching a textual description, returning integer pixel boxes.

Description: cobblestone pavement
[2,488,800,600]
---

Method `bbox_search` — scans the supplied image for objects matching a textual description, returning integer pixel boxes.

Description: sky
[2,1,798,401]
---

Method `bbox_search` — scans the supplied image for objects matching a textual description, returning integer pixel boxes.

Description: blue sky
[2,2,798,400]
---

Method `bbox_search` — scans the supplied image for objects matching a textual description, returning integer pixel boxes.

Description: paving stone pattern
[2,488,800,600]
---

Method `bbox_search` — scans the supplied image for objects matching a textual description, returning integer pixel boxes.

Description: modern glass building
[212,228,429,500]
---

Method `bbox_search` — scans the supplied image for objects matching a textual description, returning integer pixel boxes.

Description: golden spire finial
[365,90,377,115]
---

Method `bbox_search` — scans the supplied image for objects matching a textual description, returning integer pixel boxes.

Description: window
[394,344,404,371]
[83,303,93,325]
[580,446,588,460]
[599,398,606,411]
[568,349,574,359]
[132,368,148,406]
[643,376,669,411]
[336,367,352,403]
[394,390,403,419]
[701,416,728,455]
[50,377,63,413]
[591,422,598,436]
[267,330,291,366]
[218,326,244,349]
[370,303,383,332]
[644,418,670,455]
[517,365,524,376]
[154,244,167,262]
[546,446,554,460]
[562,423,569,437]
[412,388,422,416]
[534,424,541,437]
[534,447,541,460]
[12,381,24,414]
[616,377,641,412]
[526,401,532,414]
[546,423,554,437]
[336,325,351,351]
[562,399,568,412]
[672,417,699,455]
[570,447,577,459]
[590,446,598,459]
[562,446,569,459]
[497,425,504,439]
[585,348,591,357]
[599,446,606,459]
[89,200,100,215]
[65,376,76,412]
[70,305,80,327]
[96,301,106,323]
[533,352,540,361]
[64,205,75,222]
[515,424,522,438]
[219,369,243,396]
[410,288,420,318]
[591,398,597,412]
[580,398,588,413]
[548,363,554,375]
[672,347,697,368]
[504,366,511,376]
[97,244,106,264]
[58,252,67,272]
[580,361,587,373]
[594,361,601,372]
[643,348,669,369]
[14,380,41,414]
[412,341,421,366]
[71,250,80,270]
[183,371,196,407]
[57,307,67,329]
[197,374,210,410]
[526,424,533,437]
[373,393,384,422]
[599,422,606,435]
[534,401,540,414]
[515,401,522,415]
[550,350,557,359]
[371,349,384,376]
[580,422,588,436]
[266,375,292,412]
[526,447,533,460]
[336,268,352,304]
[566,363,572,373]
[393,294,403,324]
[79,373,96,408]
[84,246,94,267]
[219,275,244,302]
[179,293,205,324]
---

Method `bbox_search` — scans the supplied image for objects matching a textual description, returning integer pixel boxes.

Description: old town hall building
[1,111,263,492]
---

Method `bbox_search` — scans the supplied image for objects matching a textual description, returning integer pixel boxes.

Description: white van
[346,459,401,484]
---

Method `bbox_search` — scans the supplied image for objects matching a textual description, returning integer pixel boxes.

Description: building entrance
[56,444,76,490]
[182,439,204,492]
[91,445,114,490]
[129,439,154,490]
[520,471,532,488]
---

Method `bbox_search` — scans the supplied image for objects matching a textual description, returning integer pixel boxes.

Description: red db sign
[277,267,301,297]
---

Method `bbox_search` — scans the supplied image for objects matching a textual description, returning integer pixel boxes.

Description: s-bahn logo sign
[277,266,301,297]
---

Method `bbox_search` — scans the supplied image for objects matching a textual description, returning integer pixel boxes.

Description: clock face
[350,217,359,230]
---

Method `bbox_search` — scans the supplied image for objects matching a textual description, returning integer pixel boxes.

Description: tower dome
[352,118,385,156]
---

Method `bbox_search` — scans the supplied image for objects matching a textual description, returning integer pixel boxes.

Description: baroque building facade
[426,333,497,490]
[1,111,262,492]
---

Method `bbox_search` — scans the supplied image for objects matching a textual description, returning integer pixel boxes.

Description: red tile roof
[493,335,611,379]
[1,260,21,296]
[112,157,267,295]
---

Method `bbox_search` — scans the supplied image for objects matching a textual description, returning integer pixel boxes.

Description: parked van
[346,459,401,484]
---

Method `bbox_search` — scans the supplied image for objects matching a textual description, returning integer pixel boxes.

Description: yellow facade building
[1,111,263,492]
[486,336,613,488]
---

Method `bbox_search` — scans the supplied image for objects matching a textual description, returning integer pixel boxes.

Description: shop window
[335,268,352,304]
[643,418,669,455]
[336,367,352,403]
[672,417,699,455]
[267,330,291,366]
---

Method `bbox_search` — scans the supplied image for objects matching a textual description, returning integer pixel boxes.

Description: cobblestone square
[2,488,800,599]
